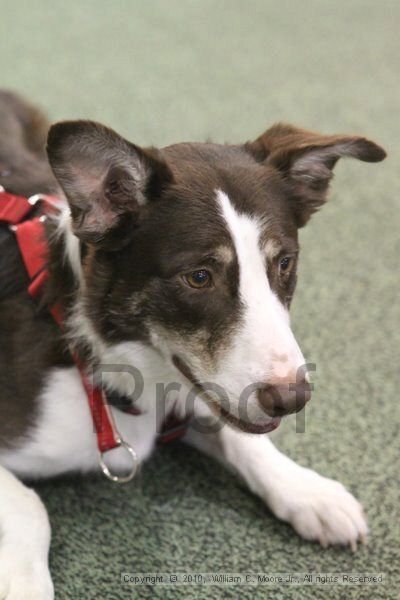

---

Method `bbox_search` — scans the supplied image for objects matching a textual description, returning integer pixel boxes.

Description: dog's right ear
[47,120,173,248]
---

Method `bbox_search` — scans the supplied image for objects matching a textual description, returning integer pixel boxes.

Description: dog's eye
[184,269,212,289]
[279,256,293,275]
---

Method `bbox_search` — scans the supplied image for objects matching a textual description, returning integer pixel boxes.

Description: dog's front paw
[0,550,54,600]
[268,468,368,550]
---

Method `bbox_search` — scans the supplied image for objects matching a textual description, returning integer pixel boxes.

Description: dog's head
[47,122,385,432]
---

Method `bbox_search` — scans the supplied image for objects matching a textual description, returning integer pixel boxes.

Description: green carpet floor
[1,1,399,598]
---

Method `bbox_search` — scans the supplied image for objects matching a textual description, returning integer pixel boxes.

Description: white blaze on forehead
[216,189,276,317]
[215,189,305,408]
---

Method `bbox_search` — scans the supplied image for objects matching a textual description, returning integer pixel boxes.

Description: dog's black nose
[257,377,311,417]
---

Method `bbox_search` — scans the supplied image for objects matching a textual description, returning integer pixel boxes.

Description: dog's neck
[46,206,109,366]
[45,205,180,405]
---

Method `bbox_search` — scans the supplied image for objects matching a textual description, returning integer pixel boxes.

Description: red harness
[0,188,188,483]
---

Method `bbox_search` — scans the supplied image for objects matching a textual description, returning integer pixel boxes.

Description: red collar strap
[1,189,189,483]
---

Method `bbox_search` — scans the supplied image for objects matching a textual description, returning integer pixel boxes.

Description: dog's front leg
[185,408,368,550]
[0,465,53,600]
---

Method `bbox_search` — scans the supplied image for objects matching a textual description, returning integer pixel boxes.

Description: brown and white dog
[0,91,386,599]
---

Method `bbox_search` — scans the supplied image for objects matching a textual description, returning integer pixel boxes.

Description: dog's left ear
[47,120,173,248]
[246,123,386,226]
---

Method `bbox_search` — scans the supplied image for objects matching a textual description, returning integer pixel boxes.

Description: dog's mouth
[172,354,281,434]
[218,406,281,434]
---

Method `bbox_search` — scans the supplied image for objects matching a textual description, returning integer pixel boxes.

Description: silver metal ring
[99,441,139,484]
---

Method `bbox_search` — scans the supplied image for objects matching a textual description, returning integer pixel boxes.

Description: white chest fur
[0,342,188,479]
